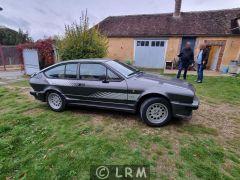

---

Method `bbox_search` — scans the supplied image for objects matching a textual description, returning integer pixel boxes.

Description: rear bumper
[171,96,199,118]
[30,91,45,101]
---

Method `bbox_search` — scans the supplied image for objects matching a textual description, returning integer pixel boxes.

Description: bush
[57,12,108,60]
[125,59,132,65]
[17,38,55,69]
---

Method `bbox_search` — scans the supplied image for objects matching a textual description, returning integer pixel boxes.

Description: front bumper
[30,91,45,101]
[171,96,199,118]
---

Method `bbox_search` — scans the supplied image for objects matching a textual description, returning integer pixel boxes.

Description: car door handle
[77,83,85,87]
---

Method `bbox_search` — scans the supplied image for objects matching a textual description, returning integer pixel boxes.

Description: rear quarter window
[45,65,65,78]
[65,63,78,79]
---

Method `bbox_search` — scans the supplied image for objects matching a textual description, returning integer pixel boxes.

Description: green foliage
[0,86,148,179]
[179,138,226,179]
[57,12,108,60]
[150,69,240,105]
[125,59,132,65]
[0,28,32,45]
[17,38,55,68]
[187,75,240,105]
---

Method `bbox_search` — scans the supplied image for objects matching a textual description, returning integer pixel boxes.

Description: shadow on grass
[65,104,188,127]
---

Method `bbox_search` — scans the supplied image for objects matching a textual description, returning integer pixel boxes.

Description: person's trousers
[197,64,204,81]
[177,63,188,80]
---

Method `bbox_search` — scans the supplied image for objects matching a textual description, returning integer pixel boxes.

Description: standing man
[196,43,209,83]
[176,42,194,80]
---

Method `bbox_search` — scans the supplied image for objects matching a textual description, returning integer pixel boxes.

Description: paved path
[0,70,25,85]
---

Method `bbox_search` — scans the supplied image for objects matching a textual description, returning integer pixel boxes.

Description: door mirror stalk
[99,75,109,83]
[102,79,109,83]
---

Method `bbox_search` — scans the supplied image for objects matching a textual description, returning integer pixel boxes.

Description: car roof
[39,58,115,73]
[57,58,113,64]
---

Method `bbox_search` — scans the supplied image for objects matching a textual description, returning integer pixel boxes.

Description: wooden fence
[0,45,22,70]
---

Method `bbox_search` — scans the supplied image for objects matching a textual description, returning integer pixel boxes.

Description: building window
[137,40,164,47]
[160,41,165,47]
[145,41,149,46]
[151,41,156,47]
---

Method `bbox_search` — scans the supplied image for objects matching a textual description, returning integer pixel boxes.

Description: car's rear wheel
[140,97,171,127]
[47,92,66,112]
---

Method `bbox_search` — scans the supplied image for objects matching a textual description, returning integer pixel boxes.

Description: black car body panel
[29,59,199,117]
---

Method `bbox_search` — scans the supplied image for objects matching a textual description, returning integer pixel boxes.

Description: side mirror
[100,75,109,83]
[102,79,109,83]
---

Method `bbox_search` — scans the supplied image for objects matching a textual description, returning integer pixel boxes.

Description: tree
[57,11,108,60]
[0,27,32,45]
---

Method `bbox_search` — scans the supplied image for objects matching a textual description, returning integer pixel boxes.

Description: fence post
[0,44,6,71]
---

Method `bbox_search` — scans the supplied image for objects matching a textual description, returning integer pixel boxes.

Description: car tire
[140,97,172,127]
[47,91,66,112]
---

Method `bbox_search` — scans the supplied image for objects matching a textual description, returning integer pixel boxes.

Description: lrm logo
[90,165,150,180]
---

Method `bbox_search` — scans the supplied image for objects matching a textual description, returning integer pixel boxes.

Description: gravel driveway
[0,70,25,85]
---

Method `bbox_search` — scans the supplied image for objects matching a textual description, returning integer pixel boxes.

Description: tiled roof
[97,8,240,37]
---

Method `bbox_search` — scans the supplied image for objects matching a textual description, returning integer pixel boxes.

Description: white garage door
[134,39,167,68]
[23,49,40,75]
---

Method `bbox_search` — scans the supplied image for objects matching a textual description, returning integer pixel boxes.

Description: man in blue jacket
[176,42,194,80]
[196,43,209,83]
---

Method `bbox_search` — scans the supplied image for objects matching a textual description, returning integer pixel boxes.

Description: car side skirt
[67,98,136,113]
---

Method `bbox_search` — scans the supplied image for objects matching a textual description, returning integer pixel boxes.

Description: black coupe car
[29,59,199,126]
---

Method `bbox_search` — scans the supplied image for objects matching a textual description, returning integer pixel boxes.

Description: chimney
[173,0,182,17]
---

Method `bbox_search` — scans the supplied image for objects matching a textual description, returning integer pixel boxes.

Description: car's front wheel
[47,92,66,112]
[140,97,172,127]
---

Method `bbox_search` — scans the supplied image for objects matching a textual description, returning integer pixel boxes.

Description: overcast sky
[0,0,240,40]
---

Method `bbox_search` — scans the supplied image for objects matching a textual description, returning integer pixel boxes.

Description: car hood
[134,72,195,91]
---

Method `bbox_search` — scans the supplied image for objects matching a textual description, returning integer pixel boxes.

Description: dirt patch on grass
[18,87,34,99]
[73,107,141,127]
[5,86,33,100]
[102,114,142,137]
[91,114,104,126]
[154,150,178,179]
[22,108,44,116]
[192,101,240,140]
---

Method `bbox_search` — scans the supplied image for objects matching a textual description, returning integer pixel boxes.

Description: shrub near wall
[57,12,108,60]
[17,38,55,69]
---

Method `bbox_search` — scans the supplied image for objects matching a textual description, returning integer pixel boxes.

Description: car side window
[65,63,77,79]
[80,63,106,81]
[45,65,65,78]
[107,69,121,81]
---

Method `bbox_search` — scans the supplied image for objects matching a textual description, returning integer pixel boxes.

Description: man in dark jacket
[176,42,194,80]
[196,43,209,83]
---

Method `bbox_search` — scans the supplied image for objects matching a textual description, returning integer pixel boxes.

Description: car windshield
[105,60,140,77]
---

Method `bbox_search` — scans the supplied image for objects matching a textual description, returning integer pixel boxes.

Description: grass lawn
[0,75,239,179]
[179,75,240,105]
